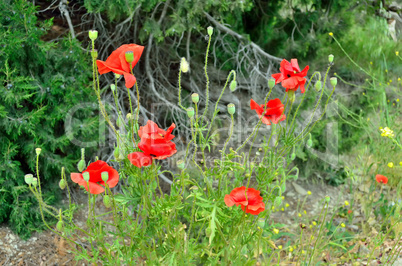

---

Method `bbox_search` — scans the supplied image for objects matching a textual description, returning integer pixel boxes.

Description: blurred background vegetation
[0,0,400,238]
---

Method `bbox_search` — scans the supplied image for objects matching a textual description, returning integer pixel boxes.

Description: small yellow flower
[341,223,345,228]
[303,210,307,215]
[272,206,275,210]
[311,236,314,240]
[387,99,390,102]
[289,247,293,252]
[281,196,285,200]
[302,250,305,254]
[399,161,402,166]
[344,201,349,206]
[312,221,317,226]
[329,32,333,36]
[380,127,394,138]
[393,103,395,106]
[390,80,392,83]
[367,118,370,121]
[387,83,390,85]
[281,208,284,211]
[379,83,382,85]
[293,245,297,249]
[258,226,261,230]
[278,245,282,249]
[397,51,400,56]
[397,99,400,102]
[362,92,365,95]
[309,225,312,228]
[285,203,290,208]
[273,228,279,234]
[385,69,388,73]
[307,191,312,195]
[398,78,401,81]
[370,62,373,65]
[388,162,394,168]
[298,213,302,217]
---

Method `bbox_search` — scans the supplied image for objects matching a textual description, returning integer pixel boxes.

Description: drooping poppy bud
[230,80,237,92]
[274,196,282,207]
[56,220,64,232]
[315,81,322,91]
[306,133,313,148]
[59,179,67,190]
[77,159,86,172]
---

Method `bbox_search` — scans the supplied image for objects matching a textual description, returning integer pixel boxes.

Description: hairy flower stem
[177,68,186,110]
[308,201,329,264]
[202,33,212,118]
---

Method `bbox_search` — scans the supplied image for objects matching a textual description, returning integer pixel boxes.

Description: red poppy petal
[281,77,300,90]
[96,60,112,75]
[105,167,119,188]
[297,65,309,77]
[290,59,301,72]
[82,181,105,194]
[280,59,293,73]
[224,195,235,207]
[71,173,85,185]
[128,152,153,168]
[250,99,263,115]
[123,72,136,88]
[86,160,107,171]
[272,73,285,83]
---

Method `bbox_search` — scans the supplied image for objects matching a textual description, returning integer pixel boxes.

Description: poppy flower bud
[35,148,41,155]
[306,133,313,148]
[177,160,185,170]
[56,220,64,232]
[325,196,330,203]
[330,77,337,87]
[205,227,212,237]
[77,159,86,172]
[274,196,282,207]
[103,195,111,208]
[287,90,295,103]
[207,26,213,36]
[328,54,334,63]
[192,93,199,104]
[268,78,276,89]
[25,174,33,185]
[315,81,322,91]
[91,49,98,59]
[257,219,265,228]
[115,74,121,78]
[114,146,120,160]
[187,107,194,118]
[110,84,116,92]
[125,51,134,63]
[83,172,90,182]
[230,80,237,92]
[116,116,124,128]
[180,58,189,73]
[290,153,296,161]
[227,103,235,115]
[126,113,132,120]
[101,171,109,182]
[32,178,38,187]
[88,30,98,41]
[59,179,67,190]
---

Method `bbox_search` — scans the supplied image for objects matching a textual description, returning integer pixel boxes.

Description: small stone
[292,182,308,196]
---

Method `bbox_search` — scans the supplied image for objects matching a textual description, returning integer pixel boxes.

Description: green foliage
[0,0,98,238]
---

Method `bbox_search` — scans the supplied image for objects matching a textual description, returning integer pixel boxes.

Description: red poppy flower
[224,186,265,215]
[348,210,352,214]
[96,44,144,88]
[375,174,388,184]
[71,160,119,194]
[272,59,309,93]
[250,98,286,125]
[128,120,177,168]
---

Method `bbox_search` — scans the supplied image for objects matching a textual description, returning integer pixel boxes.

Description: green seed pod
[257,219,265,228]
[187,107,194,118]
[180,58,189,73]
[101,171,109,182]
[110,84,116,92]
[230,80,237,92]
[103,195,111,208]
[177,160,185,170]
[328,54,334,63]
[125,51,134,63]
[325,196,330,203]
[83,172,90,182]
[56,220,64,232]
[207,26,213,36]
[274,196,282,207]
[315,81,322,91]
[268,78,276,89]
[191,93,199,104]
[25,174,33,185]
[88,30,98,41]
[91,49,98,59]
[77,159,86,172]
[330,77,337,87]
[59,179,67,190]
[115,74,121,79]
[32,178,38,187]
[35,148,41,155]
[227,103,235,115]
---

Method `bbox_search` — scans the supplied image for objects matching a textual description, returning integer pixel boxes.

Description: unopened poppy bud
[114,146,120,160]
[91,49,98,59]
[83,172,90,182]
[330,77,337,87]
[306,133,313,148]
[268,78,276,89]
[274,196,282,207]
[287,90,295,103]
[227,103,235,115]
[180,58,189,73]
[290,153,296,161]
[126,113,132,120]
[56,220,64,232]
[187,107,194,118]
[35,148,41,155]
[88,30,98,41]
[115,74,121,78]
[207,26,213,36]
[59,179,67,190]
[205,227,212,237]
[32,178,38,187]
[192,93,199,103]
[125,51,134,63]
[315,81,322,91]
[230,80,237,92]
[177,160,185,170]
[257,219,265,228]
[110,84,116,92]
[116,116,124,128]
[25,174,33,185]
[103,195,111,208]
[77,159,86,172]
[325,196,330,203]
[328,54,334,63]
[101,171,109,182]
